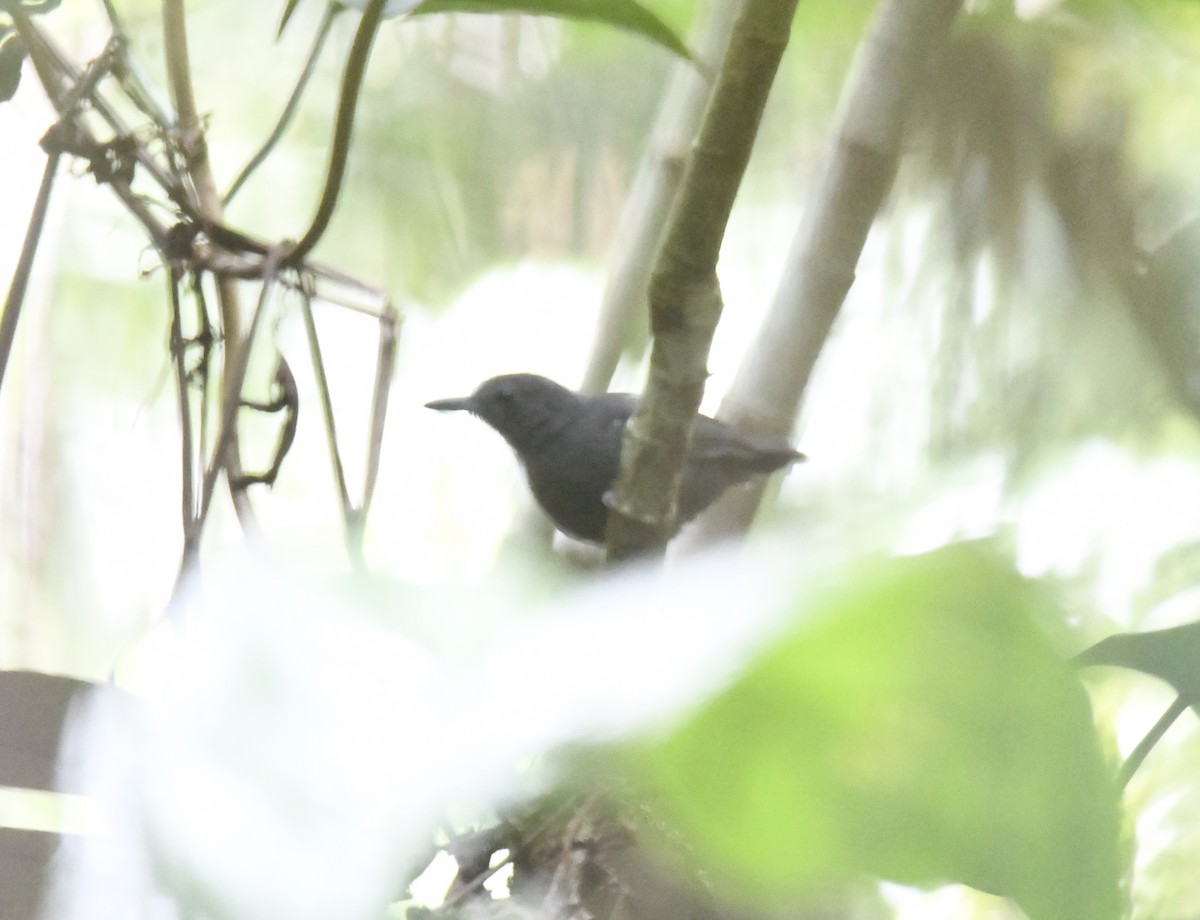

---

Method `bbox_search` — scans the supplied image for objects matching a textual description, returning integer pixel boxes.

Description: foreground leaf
[409,0,692,60]
[639,544,1121,920]
[284,1,691,72]
[0,25,24,103]
[1078,621,1200,707]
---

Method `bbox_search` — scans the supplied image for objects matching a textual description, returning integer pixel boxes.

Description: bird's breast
[517,412,626,543]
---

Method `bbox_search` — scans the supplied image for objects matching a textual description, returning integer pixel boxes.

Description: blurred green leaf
[330,0,693,59]
[0,26,24,103]
[409,0,693,61]
[1078,621,1200,706]
[640,544,1121,920]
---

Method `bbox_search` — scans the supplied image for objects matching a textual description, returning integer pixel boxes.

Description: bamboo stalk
[685,0,964,547]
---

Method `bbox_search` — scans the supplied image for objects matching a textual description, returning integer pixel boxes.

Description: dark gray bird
[425,374,804,543]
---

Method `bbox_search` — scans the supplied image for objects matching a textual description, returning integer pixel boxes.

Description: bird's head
[425,374,580,451]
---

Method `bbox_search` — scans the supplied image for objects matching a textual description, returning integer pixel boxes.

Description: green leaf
[639,544,1121,920]
[409,0,694,61]
[1078,621,1200,705]
[0,26,24,103]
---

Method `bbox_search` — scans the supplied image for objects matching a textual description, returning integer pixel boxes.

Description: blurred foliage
[408,0,694,60]
[82,0,872,305]
[164,0,705,304]
[638,544,1121,920]
[340,16,672,303]
[1080,621,1200,705]
[49,537,1123,920]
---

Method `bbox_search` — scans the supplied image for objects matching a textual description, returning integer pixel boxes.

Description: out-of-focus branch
[167,244,282,615]
[17,21,192,227]
[284,0,389,267]
[196,246,285,527]
[7,2,400,595]
[605,0,800,563]
[231,356,300,491]
[13,16,397,293]
[167,268,201,557]
[225,3,344,206]
[301,292,355,521]
[684,0,964,547]
[580,0,738,395]
[162,0,260,532]
[2,28,140,395]
[360,304,398,528]
[299,289,399,572]
[99,0,173,127]
[0,153,59,394]
[161,0,216,215]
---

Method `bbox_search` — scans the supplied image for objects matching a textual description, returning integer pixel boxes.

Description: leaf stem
[284,0,388,266]
[225,3,344,206]
[1117,695,1190,791]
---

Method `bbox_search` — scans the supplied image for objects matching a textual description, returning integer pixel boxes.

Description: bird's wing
[603,395,800,471]
[689,415,801,472]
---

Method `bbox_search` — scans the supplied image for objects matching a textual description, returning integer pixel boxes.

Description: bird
[425,374,804,544]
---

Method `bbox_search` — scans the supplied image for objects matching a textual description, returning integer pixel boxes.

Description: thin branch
[300,292,354,518]
[13,2,399,578]
[298,289,397,571]
[284,0,388,266]
[161,0,216,208]
[17,15,400,298]
[192,275,214,483]
[605,0,801,563]
[19,19,192,214]
[300,270,393,315]
[360,302,398,521]
[9,12,71,102]
[581,0,737,395]
[440,850,515,913]
[0,152,60,393]
[58,34,122,112]
[163,0,264,532]
[168,267,199,536]
[99,0,174,128]
[1117,695,1190,791]
[196,246,284,525]
[224,3,343,206]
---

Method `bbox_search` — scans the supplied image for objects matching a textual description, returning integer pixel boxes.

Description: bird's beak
[424,396,474,412]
